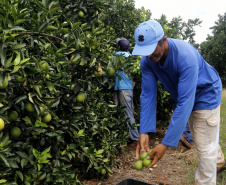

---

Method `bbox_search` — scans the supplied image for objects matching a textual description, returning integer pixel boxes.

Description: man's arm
[136,57,157,159]
[139,57,158,134]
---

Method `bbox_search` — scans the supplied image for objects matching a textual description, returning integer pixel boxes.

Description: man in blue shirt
[114,38,139,142]
[132,20,225,184]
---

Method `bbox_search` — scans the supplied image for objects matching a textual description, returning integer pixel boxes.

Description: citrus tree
[0,0,153,184]
[200,13,226,86]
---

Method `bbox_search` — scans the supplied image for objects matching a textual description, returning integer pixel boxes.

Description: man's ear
[163,36,167,42]
[118,45,120,50]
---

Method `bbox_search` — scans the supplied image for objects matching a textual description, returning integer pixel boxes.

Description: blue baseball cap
[132,20,164,56]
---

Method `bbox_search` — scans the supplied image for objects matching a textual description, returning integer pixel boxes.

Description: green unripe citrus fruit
[41,62,49,72]
[42,113,51,123]
[147,149,154,160]
[60,28,69,34]
[78,11,84,17]
[8,111,19,121]
[134,160,143,170]
[142,158,152,167]
[107,67,115,77]
[0,77,8,89]
[15,75,26,83]
[101,169,106,175]
[10,126,21,137]
[0,118,5,131]
[76,92,86,102]
[25,102,35,112]
[94,68,103,77]
[140,152,148,160]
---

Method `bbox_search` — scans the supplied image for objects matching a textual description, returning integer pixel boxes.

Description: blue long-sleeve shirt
[140,38,222,147]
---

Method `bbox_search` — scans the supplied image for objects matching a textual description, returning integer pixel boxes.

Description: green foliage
[157,14,202,47]
[200,13,226,86]
[0,0,135,184]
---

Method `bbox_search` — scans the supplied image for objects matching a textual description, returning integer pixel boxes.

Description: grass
[183,89,226,184]
[217,89,226,184]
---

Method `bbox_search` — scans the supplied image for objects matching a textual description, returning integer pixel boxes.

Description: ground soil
[82,128,197,185]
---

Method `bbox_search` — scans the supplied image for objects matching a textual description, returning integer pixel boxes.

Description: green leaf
[0,180,7,184]
[46,25,58,31]
[9,160,19,168]
[38,159,49,163]
[11,5,17,20]
[37,164,41,171]
[78,129,85,136]
[34,120,48,128]
[14,95,27,104]
[96,149,104,155]
[32,148,40,159]
[38,22,48,32]
[16,171,24,181]
[15,19,26,25]
[35,1,46,8]
[12,43,26,50]
[28,93,34,103]
[13,53,20,65]
[0,154,9,167]
[21,158,28,168]
[0,48,6,66]
[16,151,28,158]
[10,26,26,31]
[20,58,30,65]
[5,56,13,68]
[45,43,51,49]
[102,158,109,162]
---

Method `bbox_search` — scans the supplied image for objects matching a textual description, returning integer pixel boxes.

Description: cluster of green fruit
[134,149,153,170]
[25,102,52,123]
[0,102,52,138]
[94,67,115,77]
[0,112,21,138]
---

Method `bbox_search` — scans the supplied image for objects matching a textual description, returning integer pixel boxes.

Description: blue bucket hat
[132,20,164,56]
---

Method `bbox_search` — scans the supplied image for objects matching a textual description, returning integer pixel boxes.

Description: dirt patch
[82,129,197,185]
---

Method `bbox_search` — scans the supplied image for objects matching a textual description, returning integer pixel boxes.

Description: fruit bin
[114,178,155,185]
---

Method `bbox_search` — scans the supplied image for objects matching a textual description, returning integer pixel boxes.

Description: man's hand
[135,133,150,159]
[147,143,168,168]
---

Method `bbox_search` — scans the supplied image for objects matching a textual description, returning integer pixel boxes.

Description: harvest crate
[114,178,155,185]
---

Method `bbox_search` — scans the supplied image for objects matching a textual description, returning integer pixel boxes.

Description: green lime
[140,152,148,160]
[142,158,152,167]
[10,126,21,137]
[78,11,84,17]
[41,62,49,72]
[15,75,26,83]
[0,118,5,131]
[107,67,115,77]
[76,92,86,102]
[8,111,18,121]
[42,113,51,123]
[25,102,35,112]
[101,169,106,175]
[94,68,103,77]
[134,160,143,170]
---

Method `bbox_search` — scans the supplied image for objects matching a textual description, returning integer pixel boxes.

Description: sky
[134,0,226,44]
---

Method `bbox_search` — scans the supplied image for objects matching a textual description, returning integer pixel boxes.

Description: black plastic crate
[114,178,155,185]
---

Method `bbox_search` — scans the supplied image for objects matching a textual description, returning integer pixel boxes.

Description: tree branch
[16,32,64,42]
